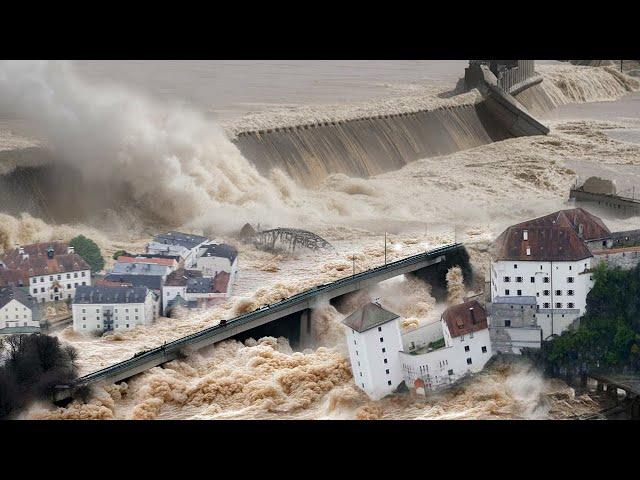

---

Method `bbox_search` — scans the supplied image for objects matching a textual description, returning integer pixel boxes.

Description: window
[543,290,550,296]
[382,348,386,353]
[82,272,86,277]
[448,369,454,376]
[503,276,511,283]
[379,337,384,343]
[569,266,572,270]
[387,381,392,386]
[516,277,522,283]
[57,275,61,280]
[505,319,511,327]
[466,358,472,365]
[517,290,522,296]
[40,287,45,293]
[543,277,549,283]
[513,264,518,269]
[482,346,487,353]
[378,326,382,332]
[526,247,531,256]
[543,303,550,309]
[530,277,535,283]
[505,289,510,296]
[384,358,388,364]
[555,290,562,296]
[556,302,562,309]
[353,340,356,345]
[385,369,390,375]
[33,288,37,294]
[567,303,575,308]
[66,274,70,279]
[464,345,470,352]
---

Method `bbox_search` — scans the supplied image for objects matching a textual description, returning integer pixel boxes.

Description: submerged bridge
[54,243,466,402]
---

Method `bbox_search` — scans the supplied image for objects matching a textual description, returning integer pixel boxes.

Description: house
[101,274,163,317]
[147,231,209,268]
[163,269,231,316]
[399,300,493,393]
[0,285,41,334]
[0,242,91,303]
[110,261,173,279]
[490,208,606,340]
[116,255,179,272]
[72,285,156,333]
[342,301,494,400]
[488,296,542,354]
[162,268,203,314]
[195,243,238,286]
[342,302,404,401]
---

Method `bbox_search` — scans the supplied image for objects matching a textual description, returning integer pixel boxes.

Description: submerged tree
[70,235,105,273]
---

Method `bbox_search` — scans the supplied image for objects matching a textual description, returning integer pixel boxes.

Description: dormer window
[523,230,528,240]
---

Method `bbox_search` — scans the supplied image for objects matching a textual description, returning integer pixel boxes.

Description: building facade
[0,286,41,334]
[163,269,230,316]
[147,231,208,268]
[400,301,492,392]
[72,285,156,333]
[342,303,404,401]
[490,209,607,339]
[195,243,238,287]
[0,242,91,304]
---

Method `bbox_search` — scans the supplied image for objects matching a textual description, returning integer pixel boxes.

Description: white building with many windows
[342,303,404,401]
[72,285,156,333]
[400,300,492,393]
[490,208,610,339]
[343,301,493,400]
[0,242,91,304]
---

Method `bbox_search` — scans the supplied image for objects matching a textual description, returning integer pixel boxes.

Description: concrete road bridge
[54,243,468,402]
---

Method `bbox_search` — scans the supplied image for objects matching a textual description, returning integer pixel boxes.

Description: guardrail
[68,243,463,388]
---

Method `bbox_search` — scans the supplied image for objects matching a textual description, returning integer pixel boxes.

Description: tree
[69,235,105,273]
[112,250,127,260]
[0,333,78,418]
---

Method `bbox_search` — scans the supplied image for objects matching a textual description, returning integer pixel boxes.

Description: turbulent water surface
[0,60,639,419]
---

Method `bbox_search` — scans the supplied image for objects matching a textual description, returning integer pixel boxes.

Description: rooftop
[117,255,177,267]
[164,268,203,287]
[73,285,150,304]
[493,208,607,262]
[342,302,399,333]
[0,285,35,310]
[103,274,163,291]
[110,262,171,277]
[1,252,91,278]
[199,243,238,263]
[151,231,208,250]
[442,300,488,338]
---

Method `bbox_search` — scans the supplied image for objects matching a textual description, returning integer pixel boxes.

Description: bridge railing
[73,243,463,385]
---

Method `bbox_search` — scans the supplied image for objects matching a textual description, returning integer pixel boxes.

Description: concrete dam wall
[233,102,513,186]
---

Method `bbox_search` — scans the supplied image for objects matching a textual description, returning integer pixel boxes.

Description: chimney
[578,223,584,238]
[68,246,75,254]
[523,230,528,241]
[469,307,477,324]
[18,245,24,255]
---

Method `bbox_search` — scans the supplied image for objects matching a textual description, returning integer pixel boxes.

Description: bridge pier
[299,309,313,350]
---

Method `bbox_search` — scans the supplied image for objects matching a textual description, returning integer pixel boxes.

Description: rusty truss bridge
[253,228,333,252]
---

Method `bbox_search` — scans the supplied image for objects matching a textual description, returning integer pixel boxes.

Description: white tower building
[342,302,404,400]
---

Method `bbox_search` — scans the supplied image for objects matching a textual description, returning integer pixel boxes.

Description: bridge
[254,228,333,252]
[54,243,467,402]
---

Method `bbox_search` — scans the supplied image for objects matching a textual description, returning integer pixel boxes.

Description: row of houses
[344,207,640,401]
[71,231,239,333]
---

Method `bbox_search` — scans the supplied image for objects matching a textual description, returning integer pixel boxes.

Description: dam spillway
[233,102,513,186]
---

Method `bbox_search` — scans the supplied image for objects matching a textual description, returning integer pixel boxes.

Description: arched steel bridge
[254,228,332,252]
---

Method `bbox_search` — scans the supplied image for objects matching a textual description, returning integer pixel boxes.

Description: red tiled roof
[1,253,90,277]
[2,242,69,262]
[164,268,203,287]
[494,208,608,262]
[0,268,28,287]
[442,300,488,338]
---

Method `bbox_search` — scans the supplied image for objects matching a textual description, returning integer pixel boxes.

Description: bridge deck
[588,372,640,396]
[54,243,464,400]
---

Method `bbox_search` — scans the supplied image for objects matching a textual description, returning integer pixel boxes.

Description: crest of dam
[232,76,553,187]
